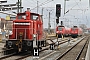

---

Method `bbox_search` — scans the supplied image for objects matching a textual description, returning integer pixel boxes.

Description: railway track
[5,37,71,60]
[11,37,70,60]
[0,36,85,60]
[0,51,32,60]
[76,37,89,60]
[0,36,56,60]
[20,36,85,60]
[0,48,17,60]
[56,36,89,60]
[28,36,85,60]
[0,52,16,60]
[15,40,70,60]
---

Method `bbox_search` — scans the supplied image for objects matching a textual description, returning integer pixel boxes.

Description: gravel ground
[23,37,84,60]
[79,38,89,60]
[0,36,87,60]
[0,43,5,52]
[60,37,88,60]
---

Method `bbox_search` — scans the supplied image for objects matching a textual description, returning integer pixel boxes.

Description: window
[58,27,62,31]
[18,15,26,19]
[30,15,39,20]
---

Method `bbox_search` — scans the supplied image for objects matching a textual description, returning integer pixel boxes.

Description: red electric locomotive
[56,26,71,38]
[5,9,45,52]
[70,26,83,38]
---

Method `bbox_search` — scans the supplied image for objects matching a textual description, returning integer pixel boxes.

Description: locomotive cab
[5,10,44,52]
[56,25,71,38]
[56,26,65,38]
[70,26,81,38]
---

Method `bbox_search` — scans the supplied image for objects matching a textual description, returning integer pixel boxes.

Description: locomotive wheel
[28,41,33,53]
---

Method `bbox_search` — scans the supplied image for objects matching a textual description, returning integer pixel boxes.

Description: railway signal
[56,4,61,17]
[56,18,59,24]
[61,21,63,26]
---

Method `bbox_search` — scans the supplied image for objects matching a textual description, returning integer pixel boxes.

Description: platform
[85,39,90,60]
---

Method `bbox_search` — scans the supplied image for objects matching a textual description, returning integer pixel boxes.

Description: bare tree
[79,24,87,32]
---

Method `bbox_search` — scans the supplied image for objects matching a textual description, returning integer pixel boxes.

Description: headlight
[5,34,9,37]
[33,34,36,38]
[8,41,12,46]
[6,34,8,36]
[5,34,8,39]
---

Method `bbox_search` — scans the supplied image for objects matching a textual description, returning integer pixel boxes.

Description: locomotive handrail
[4,28,43,40]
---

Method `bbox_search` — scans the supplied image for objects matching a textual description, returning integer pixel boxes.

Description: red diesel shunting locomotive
[5,9,45,52]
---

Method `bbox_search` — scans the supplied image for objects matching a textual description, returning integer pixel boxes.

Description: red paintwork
[56,26,71,36]
[9,10,43,41]
[70,27,83,36]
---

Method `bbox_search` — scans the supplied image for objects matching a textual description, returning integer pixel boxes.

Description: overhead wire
[64,0,87,16]
[31,0,54,10]
[63,0,88,16]
[74,0,89,27]
[31,0,37,3]
[79,0,89,23]
[31,0,48,10]
[72,0,82,25]
[6,0,54,10]
[74,1,84,16]
[63,2,79,17]
[63,0,85,27]
[25,0,36,7]
[74,0,83,11]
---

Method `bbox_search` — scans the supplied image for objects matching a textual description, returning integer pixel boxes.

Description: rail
[75,38,88,60]
[56,36,86,60]
[0,48,16,60]
[14,37,78,60]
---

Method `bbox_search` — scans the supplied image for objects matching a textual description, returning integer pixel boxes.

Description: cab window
[30,15,39,20]
[18,15,26,19]
[58,27,62,31]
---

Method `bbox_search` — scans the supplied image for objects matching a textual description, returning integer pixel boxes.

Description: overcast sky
[0,0,90,28]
